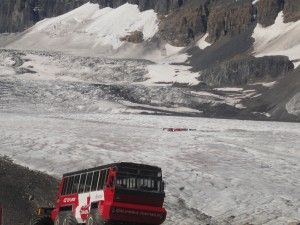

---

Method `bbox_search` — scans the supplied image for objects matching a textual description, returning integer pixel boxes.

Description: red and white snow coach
[31,162,166,225]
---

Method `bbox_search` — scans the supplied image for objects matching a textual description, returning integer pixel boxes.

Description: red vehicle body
[50,162,166,225]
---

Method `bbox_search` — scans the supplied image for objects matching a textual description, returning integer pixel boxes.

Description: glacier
[0,112,299,225]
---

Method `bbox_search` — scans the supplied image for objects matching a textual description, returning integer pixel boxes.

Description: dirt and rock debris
[0,156,58,225]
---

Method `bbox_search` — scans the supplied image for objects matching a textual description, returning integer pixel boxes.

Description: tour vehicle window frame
[72,175,81,193]
[66,176,75,195]
[62,177,70,195]
[97,169,108,190]
[91,171,100,191]
[84,172,94,192]
[78,173,87,193]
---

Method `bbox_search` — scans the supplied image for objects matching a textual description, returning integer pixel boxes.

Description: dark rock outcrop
[199,56,294,87]
[256,0,300,25]
[159,0,209,46]
[207,0,255,42]
[159,0,258,46]
[256,0,284,27]
[283,0,300,22]
[120,30,144,43]
[0,156,58,225]
[188,28,255,71]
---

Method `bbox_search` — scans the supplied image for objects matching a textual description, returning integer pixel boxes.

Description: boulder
[120,31,144,43]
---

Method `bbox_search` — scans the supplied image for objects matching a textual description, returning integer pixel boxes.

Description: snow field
[0,50,267,115]
[0,113,299,225]
[142,64,199,86]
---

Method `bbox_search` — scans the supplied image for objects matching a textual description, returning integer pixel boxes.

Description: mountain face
[0,0,299,122]
[1,0,299,43]
[0,0,88,33]
[0,0,182,33]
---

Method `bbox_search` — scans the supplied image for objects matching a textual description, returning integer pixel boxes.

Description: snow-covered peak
[7,3,159,51]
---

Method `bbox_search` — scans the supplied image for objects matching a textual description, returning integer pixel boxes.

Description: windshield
[116,176,163,193]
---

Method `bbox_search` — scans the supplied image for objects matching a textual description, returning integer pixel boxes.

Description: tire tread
[30,216,53,225]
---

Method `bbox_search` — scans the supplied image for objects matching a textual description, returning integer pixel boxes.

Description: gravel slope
[0,157,58,225]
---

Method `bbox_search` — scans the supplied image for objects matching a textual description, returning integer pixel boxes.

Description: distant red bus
[32,162,166,225]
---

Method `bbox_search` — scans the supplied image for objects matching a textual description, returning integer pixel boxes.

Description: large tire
[54,213,62,225]
[87,209,105,225]
[54,212,77,225]
[30,216,54,225]
[61,214,77,225]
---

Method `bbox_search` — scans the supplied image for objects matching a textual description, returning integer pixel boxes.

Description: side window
[97,170,103,190]
[105,170,110,187]
[97,169,108,190]
[72,175,80,193]
[84,172,93,192]
[62,177,69,195]
[91,171,100,191]
[157,181,161,192]
[66,176,75,195]
[78,173,87,193]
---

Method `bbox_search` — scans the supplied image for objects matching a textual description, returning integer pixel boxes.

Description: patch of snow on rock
[0,53,15,76]
[161,44,188,64]
[142,64,199,86]
[286,92,300,116]
[250,81,278,87]
[261,81,277,87]
[191,90,248,109]
[197,33,211,50]
[164,44,184,56]
[252,11,300,68]
[214,87,244,92]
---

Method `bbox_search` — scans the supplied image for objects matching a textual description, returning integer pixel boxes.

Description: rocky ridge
[1,0,299,44]
[199,56,294,87]
[0,156,58,225]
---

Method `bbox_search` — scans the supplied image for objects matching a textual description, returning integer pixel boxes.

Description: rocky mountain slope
[0,156,58,225]
[1,0,299,43]
[0,0,299,122]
